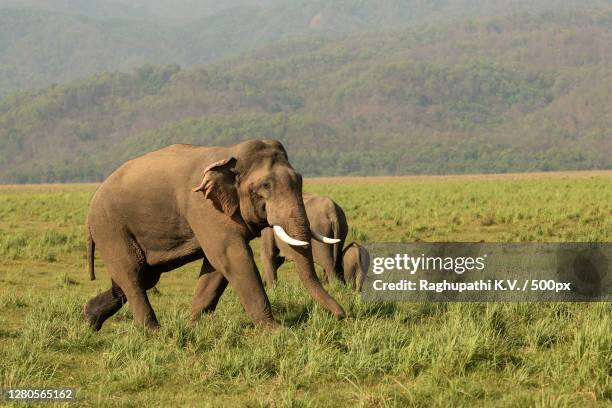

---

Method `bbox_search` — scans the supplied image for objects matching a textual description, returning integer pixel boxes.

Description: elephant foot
[190,311,203,324]
[263,280,277,288]
[256,319,282,331]
[141,320,161,333]
[332,308,346,320]
[82,302,103,331]
[83,288,126,331]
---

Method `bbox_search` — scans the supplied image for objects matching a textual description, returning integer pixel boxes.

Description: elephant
[260,193,348,287]
[342,242,370,292]
[82,139,345,331]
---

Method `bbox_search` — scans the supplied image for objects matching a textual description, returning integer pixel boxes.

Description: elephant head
[193,139,345,319]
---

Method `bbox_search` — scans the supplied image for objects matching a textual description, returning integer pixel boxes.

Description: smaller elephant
[261,193,348,286]
[342,242,370,292]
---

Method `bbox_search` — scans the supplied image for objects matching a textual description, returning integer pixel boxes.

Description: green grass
[0,172,611,406]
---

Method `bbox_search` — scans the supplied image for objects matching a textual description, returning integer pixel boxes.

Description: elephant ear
[192,157,239,215]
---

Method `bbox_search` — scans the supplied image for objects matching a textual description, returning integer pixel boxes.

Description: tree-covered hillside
[0,9,610,182]
[0,8,182,94]
[2,0,612,95]
[0,0,277,25]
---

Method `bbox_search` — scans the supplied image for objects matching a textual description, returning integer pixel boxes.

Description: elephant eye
[260,181,271,190]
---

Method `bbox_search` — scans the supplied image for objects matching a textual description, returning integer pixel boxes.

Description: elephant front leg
[209,239,279,327]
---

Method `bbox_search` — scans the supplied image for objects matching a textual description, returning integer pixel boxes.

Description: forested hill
[0,9,611,182]
[2,0,611,95]
[0,8,182,94]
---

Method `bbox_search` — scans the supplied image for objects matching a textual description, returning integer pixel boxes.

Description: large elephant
[260,193,348,286]
[82,139,345,331]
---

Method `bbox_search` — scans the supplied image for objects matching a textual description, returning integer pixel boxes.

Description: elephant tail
[86,222,96,281]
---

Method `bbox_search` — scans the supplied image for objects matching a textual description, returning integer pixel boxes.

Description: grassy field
[0,171,610,407]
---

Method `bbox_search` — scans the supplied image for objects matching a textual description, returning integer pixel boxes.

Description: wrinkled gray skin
[82,139,345,331]
[261,194,348,286]
[342,242,370,292]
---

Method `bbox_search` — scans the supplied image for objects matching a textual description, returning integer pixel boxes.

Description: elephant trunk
[282,205,346,320]
[292,245,346,319]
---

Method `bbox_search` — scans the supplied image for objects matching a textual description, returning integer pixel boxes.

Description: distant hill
[0,8,184,94]
[0,9,610,182]
[2,1,612,96]
[0,0,278,25]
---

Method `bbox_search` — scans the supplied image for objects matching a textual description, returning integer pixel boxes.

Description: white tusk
[310,230,341,244]
[273,225,309,247]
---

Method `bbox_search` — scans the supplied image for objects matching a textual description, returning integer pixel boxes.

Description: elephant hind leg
[273,256,285,271]
[115,273,160,331]
[191,270,228,322]
[261,227,286,287]
[266,255,285,286]
[142,269,161,291]
[83,270,160,331]
[262,252,285,287]
[95,232,160,331]
[83,280,126,331]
